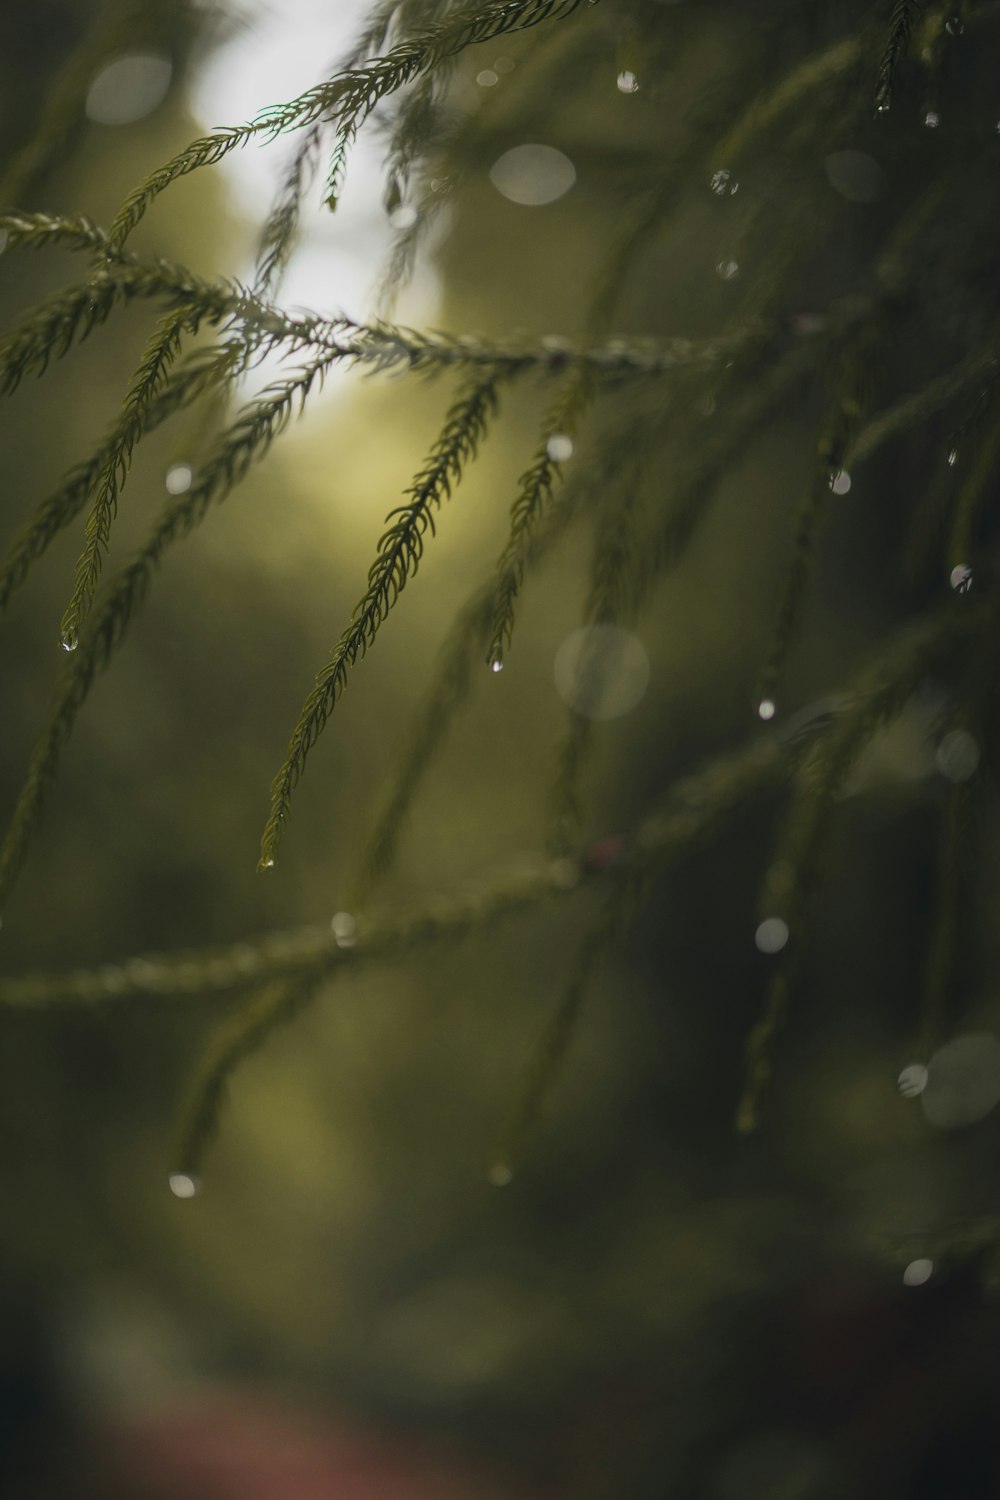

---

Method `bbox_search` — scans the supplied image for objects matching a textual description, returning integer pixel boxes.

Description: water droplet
[546,432,574,462]
[476,68,499,87]
[331,910,357,948]
[260,856,275,870]
[903,1258,933,1287]
[616,70,639,94]
[829,468,852,495]
[755,917,789,954]
[936,728,980,783]
[489,144,575,206]
[388,204,418,230]
[165,462,193,495]
[715,259,740,282]
[875,101,890,115]
[950,563,973,593]
[898,1063,928,1098]
[944,14,963,36]
[60,626,79,652]
[947,448,958,467]
[489,657,504,674]
[757,698,776,721]
[488,1162,513,1187]
[710,169,738,196]
[923,110,940,129]
[168,1172,200,1199]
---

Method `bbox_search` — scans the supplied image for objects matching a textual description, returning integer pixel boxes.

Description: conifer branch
[549,449,647,844]
[0,276,121,397]
[0,346,238,616]
[756,322,882,706]
[503,726,812,1166]
[712,32,865,170]
[163,734,814,1175]
[947,415,1000,572]
[258,368,507,871]
[486,369,597,669]
[847,343,1000,470]
[59,308,190,647]
[107,0,596,250]
[874,0,921,114]
[351,444,608,908]
[0,350,344,908]
[173,973,324,1175]
[1,213,758,383]
[252,127,325,299]
[250,0,454,297]
[737,599,989,1133]
[351,583,496,906]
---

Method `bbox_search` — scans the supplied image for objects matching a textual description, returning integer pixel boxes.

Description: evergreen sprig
[3,0,1000,1189]
[258,367,507,871]
[0,349,345,908]
[59,307,191,647]
[107,0,596,249]
[874,0,920,114]
[738,597,989,1133]
[486,369,597,669]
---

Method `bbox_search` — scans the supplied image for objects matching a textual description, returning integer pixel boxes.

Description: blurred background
[3,1,1000,1495]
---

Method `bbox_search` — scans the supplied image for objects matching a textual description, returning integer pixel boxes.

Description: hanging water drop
[757,698,776,721]
[947,448,958,467]
[489,657,504,674]
[616,70,639,94]
[260,856,275,869]
[903,1258,933,1286]
[331,911,358,949]
[828,468,852,495]
[944,14,963,36]
[60,626,79,652]
[898,1063,928,1098]
[950,563,973,593]
[710,169,738,196]
[546,432,574,462]
[168,1172,200,1199]
[923,110,940,129]
[165,462,193,494]
[715,259,740,282]
[755,917,789,954]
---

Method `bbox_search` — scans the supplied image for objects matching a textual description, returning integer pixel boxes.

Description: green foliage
[3,0,1000,1215]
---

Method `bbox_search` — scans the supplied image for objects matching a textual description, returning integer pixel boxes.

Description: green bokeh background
[3,3,1000,1496]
